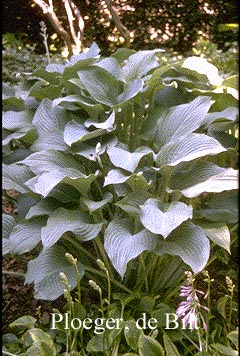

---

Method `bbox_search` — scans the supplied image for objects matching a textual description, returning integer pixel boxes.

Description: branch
[62,0,84,53]
[103,0,130,47]
[30,0,74,56]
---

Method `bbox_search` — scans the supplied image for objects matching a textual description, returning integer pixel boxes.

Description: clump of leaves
[2,43,238,304]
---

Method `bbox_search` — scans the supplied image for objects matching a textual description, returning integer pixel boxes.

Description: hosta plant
[2,43,238,301]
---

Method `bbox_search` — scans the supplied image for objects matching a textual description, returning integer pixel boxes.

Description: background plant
[3,0,238,55]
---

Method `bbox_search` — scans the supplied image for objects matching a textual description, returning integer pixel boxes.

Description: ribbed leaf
[95,57,123,80]
[46,63,65,73]
[9,218,45,254]
[32,98,68,134]
[117,79,143,103]
[31,130,68,152]
[163,333,181,356]
[25,245,84,300]
[196,221,230,253]
[77,66,123,106]
[21,150,83,174]
[64,120,106,146]
[104,169,130,186]
[202,106,238,127]
[3,127,37,148]
[138,334,165,356]
[211,343,238,355]
[3,163,34,193]
[116,191,153,215]
[140,199,192,237]
[26,198,60,219]
[25,329,57,355]
[85,112,115,131]
[222,75,238,90]
[168,160,238,197]
[122,49,163,81]
[153,96,212,148]
[82,193,113,213]
[27,168,99,197]
[2,214,16,255]
[124,320,143,351]
[182,56,222,86]
[107,146,152,173]
[67,42,100,64]
[104,169,149,191]
[155,221,210,273]
[156,133,226,167]
[3,110,33,130]
[41,208,103,247]
[197,190,238,224]
[2,214,16,239]
[181,168,237,197]
[104,218,157,277]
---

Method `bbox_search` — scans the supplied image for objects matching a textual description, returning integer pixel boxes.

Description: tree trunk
[103,0,130,47]
[30,0,85,57]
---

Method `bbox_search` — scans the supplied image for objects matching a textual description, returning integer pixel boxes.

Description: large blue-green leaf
[3,127,37,148]
[3,110,33,130]
[182,56,223,86]
[26,168,99,197]
[140,199,192,237]
[168,160,238,197]
[77,66,123,106]
[155,221,210,273]
[95,57,123,80]
[117,79,143,103]
[32,98,68,134]
[41,208,103,247]
[196,221,230,253]
[144,96,212,147]
[26,198,60,219]
[196,190,238,224]
[104,218,157,277]
[107,146,153,173]
[104,169,149,191]
[3,163,34,193]
[104,169,131,186]
[25,245,84,300]
[104,219,209,277]
[156,133,226,167]
[116,191,153,215]
[202,106,238,127]
[84,112,115,131]
[64,120,106,146]
[53,93,104,118]
[2,214,16,255]
[20,150,83,174]
[9,218,45,255]
[67,42,100,64]
[82,193,113,213]
[31,130,68,152]
[122,49,163,81]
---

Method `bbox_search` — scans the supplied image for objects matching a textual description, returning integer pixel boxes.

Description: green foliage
[2,268,238,355]
[2,44,238,305]
[2,32,63,84]
[192,36,238,77]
